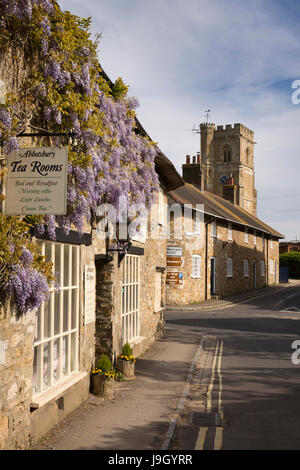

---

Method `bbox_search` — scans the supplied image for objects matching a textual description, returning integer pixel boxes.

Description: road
[33,282,300,451]
[167,282,300,450]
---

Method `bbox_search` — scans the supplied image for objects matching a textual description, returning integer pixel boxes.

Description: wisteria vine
[0,0,159,314]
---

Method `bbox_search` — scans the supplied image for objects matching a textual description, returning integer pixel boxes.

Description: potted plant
[90,354,116,398]
[116,342,136,381]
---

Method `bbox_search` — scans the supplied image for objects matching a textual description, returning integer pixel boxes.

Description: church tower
[200,122,257,215]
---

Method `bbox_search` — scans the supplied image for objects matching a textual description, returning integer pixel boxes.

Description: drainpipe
[205,217,215,300]
[266,236,269,286]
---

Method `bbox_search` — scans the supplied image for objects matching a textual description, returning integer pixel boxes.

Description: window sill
[129,336,146,349]
[31,371,88,410]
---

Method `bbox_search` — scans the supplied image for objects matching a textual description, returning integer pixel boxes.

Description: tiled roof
[169,183,284,239]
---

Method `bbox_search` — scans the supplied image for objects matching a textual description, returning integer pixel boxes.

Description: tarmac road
[168,282,300,450]
[32,282,300,451]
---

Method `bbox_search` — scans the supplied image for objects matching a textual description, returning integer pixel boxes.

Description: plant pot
[116,358,135,381]
[91,374,114,398]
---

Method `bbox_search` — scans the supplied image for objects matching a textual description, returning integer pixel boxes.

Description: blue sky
[60,0,300,240]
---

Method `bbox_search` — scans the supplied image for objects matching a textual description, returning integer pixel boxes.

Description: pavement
[31,280,300,451]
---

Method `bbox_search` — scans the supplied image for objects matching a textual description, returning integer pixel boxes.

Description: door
[210,257,216,295]
[253,261,257,289]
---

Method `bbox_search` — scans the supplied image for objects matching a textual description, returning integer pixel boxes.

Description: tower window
[224,146,232,163]
[246,147,250,166]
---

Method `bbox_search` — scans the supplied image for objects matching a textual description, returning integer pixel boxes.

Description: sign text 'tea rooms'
[4,147,68,216]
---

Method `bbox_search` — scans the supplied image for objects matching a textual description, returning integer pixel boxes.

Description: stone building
[0,42,185,447]
[186,122,258,215]
[279,241,300,254]
[166,136,283,306]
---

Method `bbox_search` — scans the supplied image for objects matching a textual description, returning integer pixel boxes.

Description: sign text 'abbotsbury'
[4,147,68,215]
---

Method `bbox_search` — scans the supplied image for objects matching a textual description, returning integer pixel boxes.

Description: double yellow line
[195,340,224,451]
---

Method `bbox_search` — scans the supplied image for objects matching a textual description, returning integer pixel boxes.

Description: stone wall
[0,242,96,449]
[166,213,281,306]
[94,189,168,362]
[0,304,35,449]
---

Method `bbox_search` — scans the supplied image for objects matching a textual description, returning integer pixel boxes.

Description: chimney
[182,153,202,189]
[223,175,236,204]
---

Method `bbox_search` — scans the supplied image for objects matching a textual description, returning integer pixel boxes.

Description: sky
[60,0,300,241]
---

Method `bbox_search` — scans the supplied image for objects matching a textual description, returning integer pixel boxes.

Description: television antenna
[204,109,211,122]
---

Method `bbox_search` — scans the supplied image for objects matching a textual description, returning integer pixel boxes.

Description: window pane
[71,289,78,330]
[45,242,52,264]
[55,245,61,282]
[35,308,41,342]
[44,299,51,339]
[63,290,69,332]
[54,291,61,336]
[64,245,70,287]
[32,346,41,395]
[53,339,60,384]
[71,333,77,372]
[43,343,50,391]
[62,335,68,377]
[72,247,79,286]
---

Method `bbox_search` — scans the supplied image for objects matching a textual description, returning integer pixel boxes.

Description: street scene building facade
[0,2,284,451]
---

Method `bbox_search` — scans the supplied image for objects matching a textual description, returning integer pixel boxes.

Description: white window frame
[192,254,201,279]
[121,255,140,343]
[244,259,249,277]
[228,222,232,241]
[33,242,80,397]
[211,220,217,238]
[261,260,265,277]
[270,259,274,275]
[244,228,249,244]
[270,237,274,249]
[226,257,233,278]
[254,231,257,245]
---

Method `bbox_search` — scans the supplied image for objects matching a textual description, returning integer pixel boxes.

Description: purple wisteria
[6,247,49,314]
[0,0,160,315]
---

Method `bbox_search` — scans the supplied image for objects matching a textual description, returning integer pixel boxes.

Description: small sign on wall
[4,147,68,215]
[167,257,183,267]
[167,246,183,257]
[84,265,96,325]
[166,272,183,286]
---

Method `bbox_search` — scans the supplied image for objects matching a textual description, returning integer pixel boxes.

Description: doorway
[211,257,216,295]
[253,260,257,289]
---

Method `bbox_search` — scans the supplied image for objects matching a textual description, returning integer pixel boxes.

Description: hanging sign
[4,147,68,215]
[84,265,96,325]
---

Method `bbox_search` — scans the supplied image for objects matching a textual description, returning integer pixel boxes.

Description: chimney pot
[186,155,191,164]
[197,153,201,164]
[193,156,196,164]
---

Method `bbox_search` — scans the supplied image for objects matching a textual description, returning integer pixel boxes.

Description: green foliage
[96,354,112,372]
[111,77,129,100]
[121,342,133,357]
[280,252,300,279]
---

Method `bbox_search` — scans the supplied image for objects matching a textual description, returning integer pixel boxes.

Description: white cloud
[59,0,300,240]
